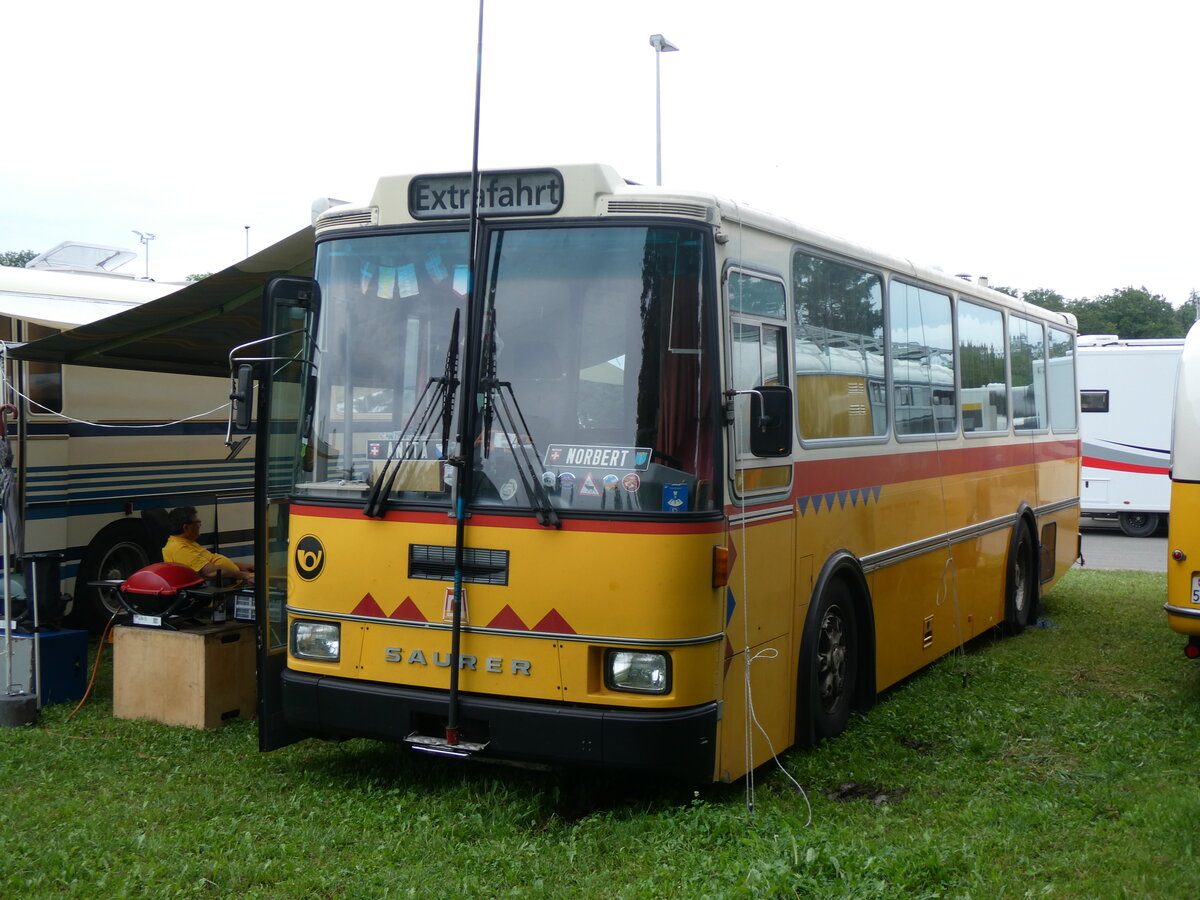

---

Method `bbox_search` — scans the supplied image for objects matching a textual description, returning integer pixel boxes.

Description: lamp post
[131,230,156,279]
[649,33,679,186]
[245,225,250,258]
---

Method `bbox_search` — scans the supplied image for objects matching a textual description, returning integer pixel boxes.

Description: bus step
[404,732,489,758]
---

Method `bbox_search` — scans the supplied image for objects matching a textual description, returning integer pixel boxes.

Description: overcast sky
[3,1,1197,305]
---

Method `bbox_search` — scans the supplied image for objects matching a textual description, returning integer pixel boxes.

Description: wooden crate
[113,623,256,729]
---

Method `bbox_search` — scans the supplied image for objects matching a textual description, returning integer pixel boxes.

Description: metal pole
[655,48,663,186]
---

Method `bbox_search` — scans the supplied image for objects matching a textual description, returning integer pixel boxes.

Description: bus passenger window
[889,282,955,437]
[792,252,885,440]
[958,301,1008,433]
[1011,316,1047,431]
[1048,328,1078,431]
[25,322,62,414]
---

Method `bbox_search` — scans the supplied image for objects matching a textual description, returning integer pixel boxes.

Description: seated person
[163,506,254,583]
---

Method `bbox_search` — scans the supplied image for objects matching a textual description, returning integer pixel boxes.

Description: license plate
[1191,575,1200,605]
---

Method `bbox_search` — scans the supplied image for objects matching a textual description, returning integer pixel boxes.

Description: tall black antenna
[444,0,486,748]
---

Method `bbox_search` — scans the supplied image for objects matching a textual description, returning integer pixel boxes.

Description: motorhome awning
[7,226,315,378]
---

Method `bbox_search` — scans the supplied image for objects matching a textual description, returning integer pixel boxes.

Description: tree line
[994,285,1196,339]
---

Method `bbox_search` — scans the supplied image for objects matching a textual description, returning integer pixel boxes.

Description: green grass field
[2,567,1198,898]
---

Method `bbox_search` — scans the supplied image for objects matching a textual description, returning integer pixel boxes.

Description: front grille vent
[409,544,510,586]
[604,199,714,222]
[315,208,376,235]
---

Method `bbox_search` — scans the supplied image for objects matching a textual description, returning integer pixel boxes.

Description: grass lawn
[2,567,1198,898]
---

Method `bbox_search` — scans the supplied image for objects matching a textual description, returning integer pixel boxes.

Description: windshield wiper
[476,309,560,529]
[363,310,460,518]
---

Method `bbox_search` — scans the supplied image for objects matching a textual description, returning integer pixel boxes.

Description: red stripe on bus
[793,439,1079,493]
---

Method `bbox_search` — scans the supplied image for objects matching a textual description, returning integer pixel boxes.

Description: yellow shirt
[162,534,239,575]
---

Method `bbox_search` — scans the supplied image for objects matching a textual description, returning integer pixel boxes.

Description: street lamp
[131,230,156,279]
[649,33,679,186]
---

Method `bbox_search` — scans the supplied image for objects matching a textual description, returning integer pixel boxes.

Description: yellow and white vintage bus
[0,249,254,631]
[1165,321,1200,657]
[248,165,1080,781]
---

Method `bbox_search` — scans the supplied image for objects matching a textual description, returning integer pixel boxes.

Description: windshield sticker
[622,473,641,493]
[579,473,601,497]
[499,478,519,501]
[544,444,652,470]
[662,483,690,513]
[558,472,576,489]
[602,474,620,493]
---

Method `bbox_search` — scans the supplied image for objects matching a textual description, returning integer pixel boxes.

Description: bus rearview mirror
[749,385,793,458]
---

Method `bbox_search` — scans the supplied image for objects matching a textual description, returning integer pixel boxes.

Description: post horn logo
[295,535,325,580]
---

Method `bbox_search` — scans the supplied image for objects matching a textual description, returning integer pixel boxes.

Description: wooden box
[113,623,256,729]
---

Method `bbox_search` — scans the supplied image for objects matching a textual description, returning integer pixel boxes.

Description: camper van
[1078,335,1184,536]
[0,244,254,630]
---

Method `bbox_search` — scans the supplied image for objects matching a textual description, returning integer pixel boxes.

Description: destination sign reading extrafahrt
[409,169,564,220]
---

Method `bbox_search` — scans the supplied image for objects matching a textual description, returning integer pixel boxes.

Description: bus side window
[25,322,62,414]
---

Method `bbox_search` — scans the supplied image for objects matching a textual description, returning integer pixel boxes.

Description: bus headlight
[291,621,340,661]
[604,650,670,694]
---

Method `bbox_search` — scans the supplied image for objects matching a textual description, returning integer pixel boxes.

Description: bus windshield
[302,224,716,515]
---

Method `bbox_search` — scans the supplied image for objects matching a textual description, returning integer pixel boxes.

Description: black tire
[1004,520,1037,634]
[801,578,859,742]
[68,520,158,632]
[1118,511,1160,538]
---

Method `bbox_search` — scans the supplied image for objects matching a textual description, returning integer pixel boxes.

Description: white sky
[3,1,1197,304]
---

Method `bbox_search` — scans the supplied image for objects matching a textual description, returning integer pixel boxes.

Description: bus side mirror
[232,364,254,430]
[749,385,793,457]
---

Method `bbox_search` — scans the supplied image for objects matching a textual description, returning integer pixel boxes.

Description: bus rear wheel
[69,520,159,633]
[1005,520,1038,634]
[801,579,860,743]
[1118,511,1160,538]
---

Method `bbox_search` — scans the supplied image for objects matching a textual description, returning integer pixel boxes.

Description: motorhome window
[1080,390,1109,413]
[25,322,62,414]
[957,300,1008,433]
[792,252,885,439]
[889,282,955,437]
[1010,316,1047,431]
[1047,327,1078,431]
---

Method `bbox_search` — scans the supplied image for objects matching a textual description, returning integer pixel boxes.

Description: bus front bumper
[281,669,718,781]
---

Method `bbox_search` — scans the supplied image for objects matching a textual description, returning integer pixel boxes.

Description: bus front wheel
[69,520,159,633]
[799,578,860,744]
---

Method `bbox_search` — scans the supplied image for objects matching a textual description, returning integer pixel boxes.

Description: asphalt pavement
[1077,517,1167,573]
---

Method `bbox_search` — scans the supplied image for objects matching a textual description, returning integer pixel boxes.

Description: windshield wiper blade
[483,378,560,529]
[364,310,460,518]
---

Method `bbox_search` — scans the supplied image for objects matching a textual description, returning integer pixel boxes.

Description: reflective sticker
[579,473,601,497]
[622,473,641,492]
[499,478,519,501]
[368,441,385,459]
[559,472,576,489]
[602,474,620,492]
[541,471,557,487]
[443,586,468,624]
[662,483,689,513]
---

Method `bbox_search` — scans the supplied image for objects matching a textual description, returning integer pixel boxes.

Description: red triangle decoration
[487,604,529,631]
[532,608,576,634]
[390,596,427,622]
[352,593,387,618]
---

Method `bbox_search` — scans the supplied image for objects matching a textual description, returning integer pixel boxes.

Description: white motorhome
[1078,335,1184,536]
[0,244,254,630]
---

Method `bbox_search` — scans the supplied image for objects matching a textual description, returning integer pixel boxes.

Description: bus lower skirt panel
[281,670,717,781]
